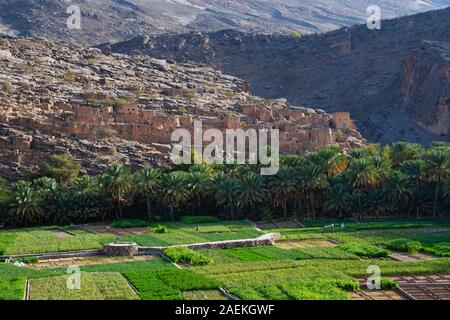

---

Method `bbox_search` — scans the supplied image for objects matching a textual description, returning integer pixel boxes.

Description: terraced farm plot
[275,239,337,249]
[28,273,139,300]
[124,269,220,300]
[1,219,449,301]
[183,290,230,300]
[29,255,156,269]
[0,228,114,255]
[220,246,303,262]
[214,267,359,300]
[120,221,262,246]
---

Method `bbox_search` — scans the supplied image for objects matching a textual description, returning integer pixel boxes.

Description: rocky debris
[104,8,450,144]
[0,36,363,180]
[401,41,450,137]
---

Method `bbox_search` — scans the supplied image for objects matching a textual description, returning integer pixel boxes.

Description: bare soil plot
[51,229,74,238]
[29,255,155,269]
[183,290,230,300]
[392,275,450,300]
[254,220,303,230]
[349,289,406,300]
[389,251,437,262]
[276,220,303,228]
[254,222,278,230]
[78,223,148,236]
[275,239,337,250]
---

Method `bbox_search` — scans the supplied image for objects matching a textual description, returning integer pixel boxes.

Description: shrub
[380,277,398,290]
[180,216,220,224]
[0,38,10,47]
[163,247,213,266]
[339,242,390,258]
[386,239,422,253]
[111,219,149,229]
[151,225,168,234]
[64,71,76,83]
[335,279,360,291]
[182,89,197,100]
[0,81,14,93]
[10,256,39,264]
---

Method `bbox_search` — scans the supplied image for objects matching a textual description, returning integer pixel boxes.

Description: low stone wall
[103,243,139,256]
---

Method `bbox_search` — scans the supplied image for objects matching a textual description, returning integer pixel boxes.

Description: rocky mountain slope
[0,0,448,44]
[402,41,450,137]
[0,36,363,179]
[103,7,450,143]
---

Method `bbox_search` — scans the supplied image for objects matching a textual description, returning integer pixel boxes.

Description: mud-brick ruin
[0,37,364,179]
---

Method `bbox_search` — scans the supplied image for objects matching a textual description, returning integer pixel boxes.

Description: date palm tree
[187,170,214,215]
[33,177,60,223]
[401,159,427,188]
[390,142,423,166]
[324,183,349,218]
[10,181,41,225]
[161,171,190,221]
[313,145,349,177]
[385,171,412,216]
[238,172,266,220]
[215,174,240,220]
[424,149,449,218]
[72,175,101,222]
[299,163,328,219]
[101,164,132,220]
[134,167,162,222]
[345,158,380,192]
[268,167,297,220]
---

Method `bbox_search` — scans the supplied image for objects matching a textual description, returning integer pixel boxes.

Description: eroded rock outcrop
[402,41,450,137]
[0,36,364,179]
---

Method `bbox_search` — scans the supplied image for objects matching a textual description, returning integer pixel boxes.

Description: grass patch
[150,225,168,234]
[422,243,450,257]
[180,216,220,224]
[338,242,390,258]
[1,228,114,255]
[386,239,422,253]
[111,219,149,228]
[124,269,219,300]
[29,273,138,300]
[222,246,302,262]
[196,224,231,233]
[214,267,358,300]
[381,277,398,290]
[163,247,213,266]
[120,221,261,246]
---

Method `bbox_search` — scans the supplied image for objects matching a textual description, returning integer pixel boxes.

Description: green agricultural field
[0,219,449,300]
[120,220,262,246]
[29,273,139,300]
[0,227,114,255]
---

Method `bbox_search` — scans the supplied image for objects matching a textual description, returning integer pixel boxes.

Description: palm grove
[0,142,448,227]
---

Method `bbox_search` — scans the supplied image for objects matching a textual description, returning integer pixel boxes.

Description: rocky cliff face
[0,36,363,180]
[103,8,450,144]
[402,41,450,137]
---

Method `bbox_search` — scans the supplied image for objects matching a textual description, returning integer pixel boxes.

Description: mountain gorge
[102,7,450,143]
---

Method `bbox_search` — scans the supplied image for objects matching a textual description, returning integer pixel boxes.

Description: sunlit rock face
[402,41,450,137]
